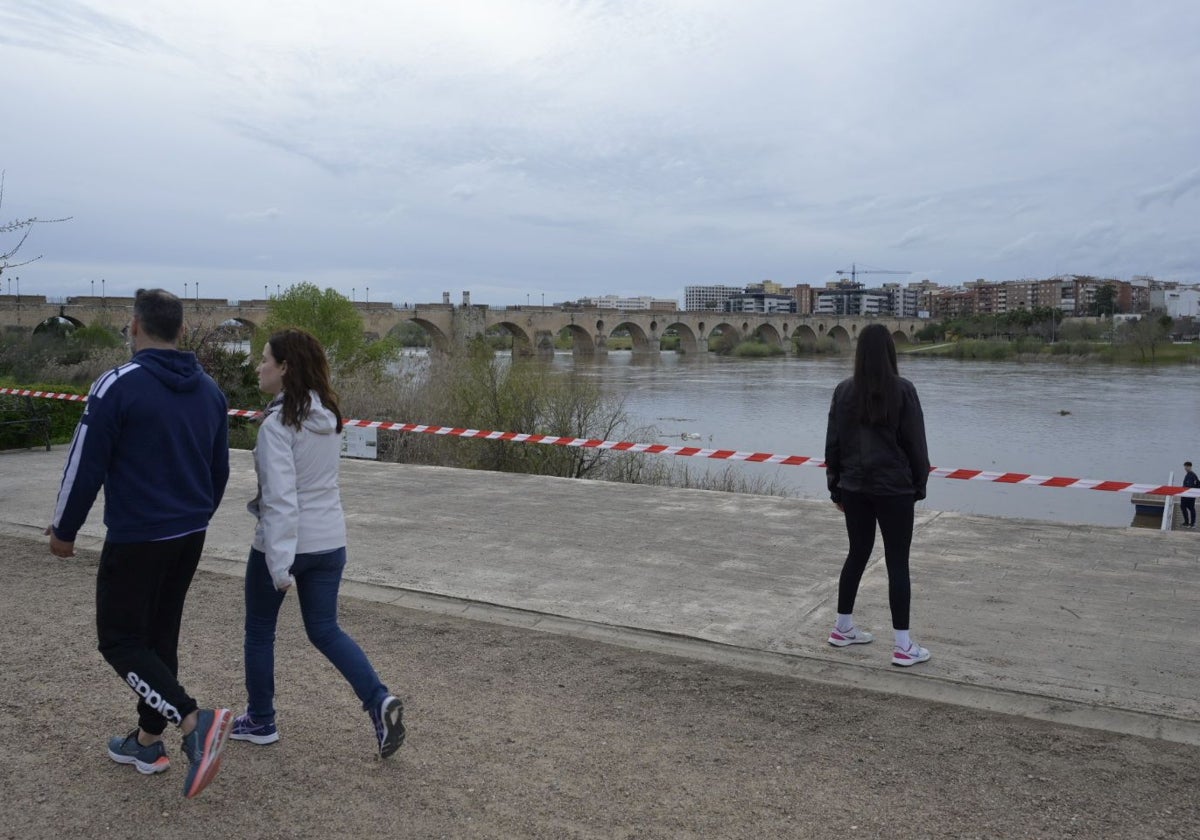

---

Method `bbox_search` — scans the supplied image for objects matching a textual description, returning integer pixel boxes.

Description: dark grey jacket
[825,376,930,503]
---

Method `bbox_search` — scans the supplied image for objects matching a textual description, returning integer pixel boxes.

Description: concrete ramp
[4,447,1198,744]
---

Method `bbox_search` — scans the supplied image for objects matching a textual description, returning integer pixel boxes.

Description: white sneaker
[828,626,874,647]
[892,641,931,667]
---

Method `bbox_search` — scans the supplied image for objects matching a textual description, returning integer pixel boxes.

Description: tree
[257,283,399,374]
[0,172,71,278]
[914,322,943,342]
[426,336,630,478]
[1116,315,1170,361]
[1093,284,1118,317]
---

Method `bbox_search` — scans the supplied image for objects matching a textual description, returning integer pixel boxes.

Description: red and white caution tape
[1,388,87,402]
[9,387,1200,498]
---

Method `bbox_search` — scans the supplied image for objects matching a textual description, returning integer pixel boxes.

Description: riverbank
[902,337,1200,364]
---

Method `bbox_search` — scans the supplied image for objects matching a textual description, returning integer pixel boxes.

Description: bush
[377,337,631,479]
[0,380,87,445]
[732,340,785,358]
[793,336,841,355]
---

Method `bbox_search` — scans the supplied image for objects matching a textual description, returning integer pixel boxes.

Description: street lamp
[91,279,94,297]
[101,278,105,305]
[264,285,268,301]
[366,287,369,304]
[352,288,356,302]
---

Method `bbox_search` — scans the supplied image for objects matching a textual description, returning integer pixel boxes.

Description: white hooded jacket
[248,390,347,590]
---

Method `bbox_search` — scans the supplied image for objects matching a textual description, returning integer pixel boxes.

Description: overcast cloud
[2,0,1198,306]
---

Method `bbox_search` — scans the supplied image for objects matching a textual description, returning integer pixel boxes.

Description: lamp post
[185,282,188,300]
[366,287,369,304]
[264,285,268,301]
[91,279,94,297]
[101,278,105,306]
[352,288,356,303]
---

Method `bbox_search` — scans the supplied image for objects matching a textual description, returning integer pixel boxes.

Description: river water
[541,352,1200,528]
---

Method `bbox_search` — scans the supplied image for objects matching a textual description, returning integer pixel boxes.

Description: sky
[2,0,1199,308]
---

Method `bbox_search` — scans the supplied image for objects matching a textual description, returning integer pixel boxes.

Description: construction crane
[835,264,910,283]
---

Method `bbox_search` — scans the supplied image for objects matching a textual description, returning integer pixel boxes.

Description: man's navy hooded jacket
[52,348,230,543]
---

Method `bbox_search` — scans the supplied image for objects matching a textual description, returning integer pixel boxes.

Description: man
[46,288,233,799]
[1182,462,1199,528]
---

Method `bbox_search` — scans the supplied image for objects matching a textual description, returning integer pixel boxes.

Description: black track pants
[95,531,205,735]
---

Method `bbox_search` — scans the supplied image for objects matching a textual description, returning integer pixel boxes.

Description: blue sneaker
[230,712,280,745]
[108,729,170,775]
[181,708,232,799]
[368,695,405,758]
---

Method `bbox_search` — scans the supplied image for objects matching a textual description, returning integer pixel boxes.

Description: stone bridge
[0,294,922,358]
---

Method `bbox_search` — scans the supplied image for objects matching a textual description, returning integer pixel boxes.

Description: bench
[0,395,52,451]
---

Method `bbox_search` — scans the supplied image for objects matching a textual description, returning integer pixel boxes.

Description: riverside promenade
[3,445,1198,746]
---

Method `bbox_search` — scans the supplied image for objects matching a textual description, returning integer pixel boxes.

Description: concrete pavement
[3,445,1198,744]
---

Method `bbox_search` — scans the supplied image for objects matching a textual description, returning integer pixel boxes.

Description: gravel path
[2,535,1197,839]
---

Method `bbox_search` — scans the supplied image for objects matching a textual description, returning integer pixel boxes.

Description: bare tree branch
[0,171,72,276]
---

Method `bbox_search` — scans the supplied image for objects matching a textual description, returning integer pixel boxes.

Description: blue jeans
[243,547,388,724]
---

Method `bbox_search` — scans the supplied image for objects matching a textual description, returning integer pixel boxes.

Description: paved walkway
[4,446,1198,744]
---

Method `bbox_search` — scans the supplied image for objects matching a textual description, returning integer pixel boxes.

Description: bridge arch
[609,319,657,357]
[405,317,452,354]
[34,314,84,335]
[659,319,703,354]
[750,322,785,348]
[827,324,852,349]
[488,320,535,358]
[792,324,820,349]
[701,320,743,354]
[558,323,597,356]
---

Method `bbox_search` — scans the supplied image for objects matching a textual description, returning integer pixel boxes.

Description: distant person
[824,323,932,667]
[46,288,233,798]
[232,328,405,758]
[1182,462,1199,527]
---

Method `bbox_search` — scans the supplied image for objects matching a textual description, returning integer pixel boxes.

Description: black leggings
[96,532,205,735]
[836,492,915,630]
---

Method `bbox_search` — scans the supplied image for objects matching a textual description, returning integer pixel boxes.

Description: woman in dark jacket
[825,323,932,666]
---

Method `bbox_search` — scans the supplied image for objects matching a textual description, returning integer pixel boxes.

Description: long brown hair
[852,323,901,427]
[266,328,344,432]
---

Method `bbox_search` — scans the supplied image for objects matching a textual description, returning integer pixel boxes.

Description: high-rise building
[684,285,745,311]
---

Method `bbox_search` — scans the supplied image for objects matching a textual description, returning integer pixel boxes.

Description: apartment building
[725,291,798,313]
[577,295,679,311]
[814,286,890,316]
[684,285,746,311]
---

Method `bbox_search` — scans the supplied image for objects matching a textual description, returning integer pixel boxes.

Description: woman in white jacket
[230,328,405,758]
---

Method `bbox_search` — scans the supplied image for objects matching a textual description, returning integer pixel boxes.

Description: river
[539,352,1200,528]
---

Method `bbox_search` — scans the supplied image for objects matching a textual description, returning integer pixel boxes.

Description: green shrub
[732,340,785,357]
[0,380,87,446]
